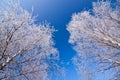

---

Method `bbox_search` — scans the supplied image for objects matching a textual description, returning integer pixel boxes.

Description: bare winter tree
[67,0,120,80]
[0,1,59,80]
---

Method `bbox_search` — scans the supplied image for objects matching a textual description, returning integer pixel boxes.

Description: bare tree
[0,1,59,80]
[67,0,120,80]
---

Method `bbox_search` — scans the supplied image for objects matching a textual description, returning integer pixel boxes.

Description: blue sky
[20,0,98,80]
[20,0,97,60]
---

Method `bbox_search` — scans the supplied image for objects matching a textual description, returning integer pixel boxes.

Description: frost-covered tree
[67,0,120,80]
[0,1,59,80]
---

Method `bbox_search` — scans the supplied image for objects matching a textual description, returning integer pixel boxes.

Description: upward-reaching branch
[0,1,59,80]
[67,0,120,80]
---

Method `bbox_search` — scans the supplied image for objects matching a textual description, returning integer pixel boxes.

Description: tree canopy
[67,0,120,80]
[0,1,58,80]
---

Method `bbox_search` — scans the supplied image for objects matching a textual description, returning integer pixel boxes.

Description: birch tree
[0,1,58,80]
[67,0,120,80]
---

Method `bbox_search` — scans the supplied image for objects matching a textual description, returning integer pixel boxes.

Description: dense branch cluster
[0,1,58,80]
[67,1,120,80]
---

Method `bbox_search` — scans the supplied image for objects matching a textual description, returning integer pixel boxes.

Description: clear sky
[20,0,98,80]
